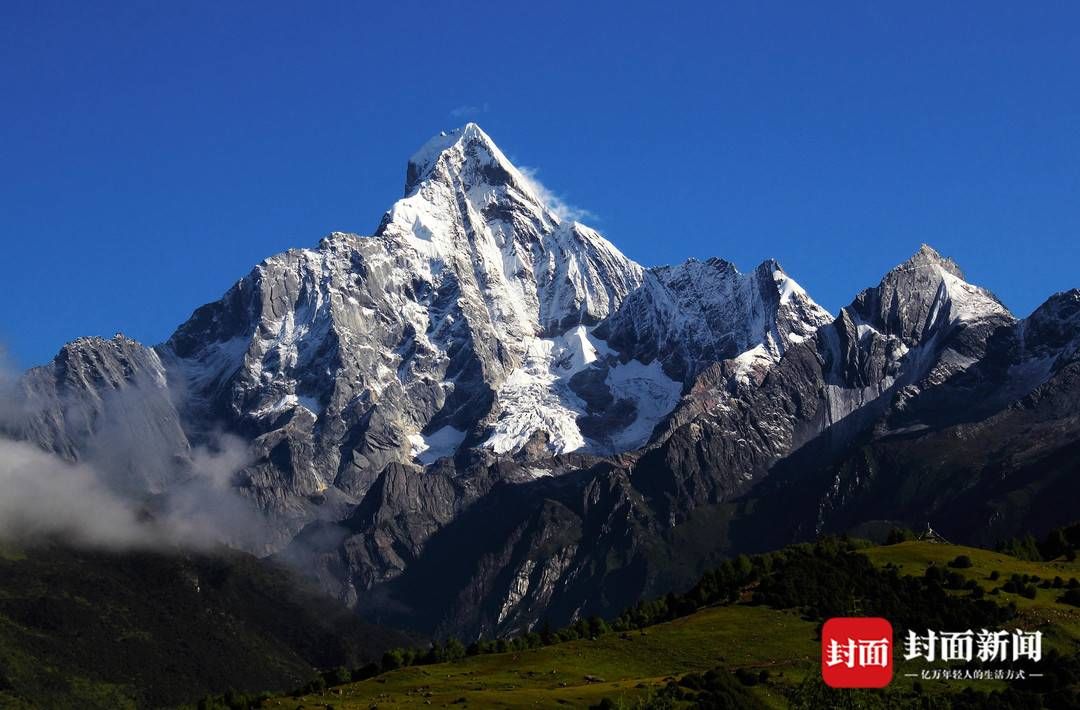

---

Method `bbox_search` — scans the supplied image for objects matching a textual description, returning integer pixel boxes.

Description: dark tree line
[997,522,1080,562]
[199,532,1080,709]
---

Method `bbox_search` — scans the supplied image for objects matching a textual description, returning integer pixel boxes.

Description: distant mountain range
[4,124,1078,639]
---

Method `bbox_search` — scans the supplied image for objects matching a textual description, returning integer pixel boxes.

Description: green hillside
[259,539,1080,709]
[5,538,1078,708]
[262,604,810,709]
[863,540,1080,649]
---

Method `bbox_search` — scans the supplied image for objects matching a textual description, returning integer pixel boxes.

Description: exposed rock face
[631,245,1018,519]
[3,335,190,496]
[349,250,1080,639]
[4,124,1078,641]
[724,287,1080,554]
[4,124,825,540]
[155,124,656,514]
[596,257,831,384]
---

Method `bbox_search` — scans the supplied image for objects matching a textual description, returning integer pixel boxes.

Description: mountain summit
[378,122,644,339]
[403,123,527,196]
[7,125,827,544]
[7,126,1072,639]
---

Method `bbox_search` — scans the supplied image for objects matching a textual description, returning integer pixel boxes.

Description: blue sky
[2,2,1078,367]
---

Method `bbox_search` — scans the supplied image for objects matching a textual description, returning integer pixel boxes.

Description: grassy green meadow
[262,541,1080,710]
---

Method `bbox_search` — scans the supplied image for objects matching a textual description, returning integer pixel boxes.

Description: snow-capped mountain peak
[594,256,832,383]
[13,124,838,535]
[149,124,652,492]
[378,124,644,338]
[848,243,1011,347]
[902,243,965,277]
[405,123,535,201]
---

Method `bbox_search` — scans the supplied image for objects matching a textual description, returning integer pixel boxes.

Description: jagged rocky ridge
[4,124,826,548]
[4,124,1079,639]
[321,245,1080,638]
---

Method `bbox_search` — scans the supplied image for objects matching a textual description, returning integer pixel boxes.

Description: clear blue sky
[2,2,1078,368]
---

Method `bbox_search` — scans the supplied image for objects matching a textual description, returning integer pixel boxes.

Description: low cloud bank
[0,435,268,550]
[0,439,156,547]
[0,348,271,551]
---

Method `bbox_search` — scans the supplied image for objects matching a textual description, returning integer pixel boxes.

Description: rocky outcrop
[2,335,190,496]
[6,124,1078,642]
[6,124,828,553]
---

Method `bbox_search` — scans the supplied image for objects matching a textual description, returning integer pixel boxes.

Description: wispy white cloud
[449,102,490,119]
[0,435,264,550]
[0,341,270,551]
[517,165,597,223]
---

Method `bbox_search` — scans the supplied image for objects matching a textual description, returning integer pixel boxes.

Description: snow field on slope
[484,326,682,455]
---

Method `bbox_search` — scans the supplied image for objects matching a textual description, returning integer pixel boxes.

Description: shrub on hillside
[1061,588,1080,607]
[948,554,973,569]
